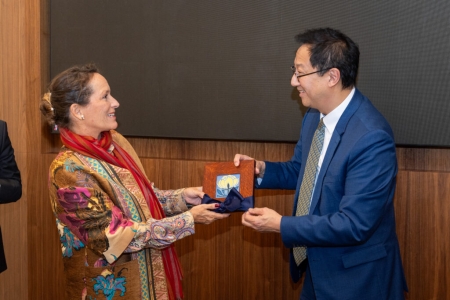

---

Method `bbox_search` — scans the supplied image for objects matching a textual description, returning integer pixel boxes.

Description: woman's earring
[81,114,85,120]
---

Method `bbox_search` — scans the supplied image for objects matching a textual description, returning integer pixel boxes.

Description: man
[235,28,407,299]
[0,120,22,273]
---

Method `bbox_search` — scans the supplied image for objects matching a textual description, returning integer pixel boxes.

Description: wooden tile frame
[203,160,255,201]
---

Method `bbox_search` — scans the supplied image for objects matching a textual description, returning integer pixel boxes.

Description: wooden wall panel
[25,0,63,298]
[397,147,450,172]
[127,136,297,162]
[396,147,450,299]
[395,171,450,300]
[27,153,66,299]
[0,0,28,299]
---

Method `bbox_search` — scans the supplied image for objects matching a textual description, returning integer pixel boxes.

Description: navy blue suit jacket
[259,89,407,299]
[0,120,22,273]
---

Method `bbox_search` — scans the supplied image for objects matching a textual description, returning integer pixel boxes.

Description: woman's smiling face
[78,73,120,139]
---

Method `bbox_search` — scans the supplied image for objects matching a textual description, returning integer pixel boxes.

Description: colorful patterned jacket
[48,131,194,300]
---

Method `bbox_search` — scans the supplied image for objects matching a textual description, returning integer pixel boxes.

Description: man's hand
[182,187,204,206]
[241,207,281,233]
[233,154,266,178]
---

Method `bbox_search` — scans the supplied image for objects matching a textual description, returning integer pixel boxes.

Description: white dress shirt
[318,87,355,170]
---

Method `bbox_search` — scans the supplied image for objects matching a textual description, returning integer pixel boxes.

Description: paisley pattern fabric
[48,131,194,299]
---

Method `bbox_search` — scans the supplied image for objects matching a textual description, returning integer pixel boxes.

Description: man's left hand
[242,207,282,233]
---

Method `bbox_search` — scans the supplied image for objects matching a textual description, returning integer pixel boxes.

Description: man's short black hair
[295,28,359,89]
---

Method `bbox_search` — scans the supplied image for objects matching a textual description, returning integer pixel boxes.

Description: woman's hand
[190,203,230,224]
[182,187,204,206]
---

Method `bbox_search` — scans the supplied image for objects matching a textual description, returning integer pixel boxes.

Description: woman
[40,64,228,300]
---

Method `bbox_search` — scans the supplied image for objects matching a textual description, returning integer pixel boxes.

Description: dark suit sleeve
[280,129,397,247]
[258,139,302,190]
[0,122,22,204]
[257,111,313,190]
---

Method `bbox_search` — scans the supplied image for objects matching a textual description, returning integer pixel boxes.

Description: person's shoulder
[110,130,130,147]
[302,108,320,124]
[49,148,92,177]
[110,130,122,138]
[51,148,73,164]
[110,130,125,141]
[357,99,390,127]
[336,90,392,139]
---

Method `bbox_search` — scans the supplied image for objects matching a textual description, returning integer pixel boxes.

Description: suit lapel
[309,89,365,213]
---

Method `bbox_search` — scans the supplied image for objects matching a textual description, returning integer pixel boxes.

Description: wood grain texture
[24,0,67,298]
[27,153,66,299]
[397,147,450,172]
[0,0,28,299]
[395,171,450,300]
[127,136,296,162]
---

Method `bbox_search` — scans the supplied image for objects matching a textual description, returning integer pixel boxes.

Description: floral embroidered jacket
[48,131,194,300]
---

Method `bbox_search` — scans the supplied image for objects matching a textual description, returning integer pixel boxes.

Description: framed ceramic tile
[203,160,255,201]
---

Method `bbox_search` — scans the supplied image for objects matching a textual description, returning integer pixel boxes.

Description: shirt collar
[321,87,355,133]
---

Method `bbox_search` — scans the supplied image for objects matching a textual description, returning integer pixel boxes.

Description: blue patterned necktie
[293,118,325,265]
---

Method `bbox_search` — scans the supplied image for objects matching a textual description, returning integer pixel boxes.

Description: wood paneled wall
[0,1,449,299]
[396,148,450,300]
[0,1,29,299]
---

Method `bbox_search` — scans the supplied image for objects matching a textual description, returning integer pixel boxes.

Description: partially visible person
[235,28,407,299]
[40,64,229,299]
[0,120,22,273]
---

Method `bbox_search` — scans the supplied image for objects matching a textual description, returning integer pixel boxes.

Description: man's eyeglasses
[291,66,332,80]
